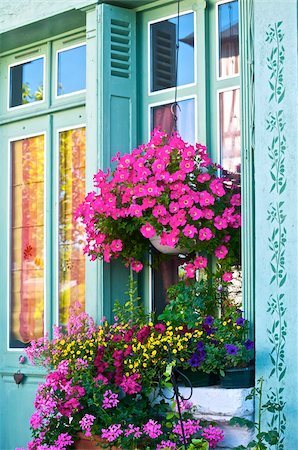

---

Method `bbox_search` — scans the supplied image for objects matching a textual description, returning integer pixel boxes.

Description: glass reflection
[10,135,45,348]
[9,57,44,107]
[152,98,195,143]
[218,1,239,78]
[59,128,86,325]
[219,88,241,174]
[57,44,86,96]
[151,13,194,92]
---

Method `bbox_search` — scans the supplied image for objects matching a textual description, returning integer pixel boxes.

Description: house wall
[254,1,298,448]
[0,0,96,33]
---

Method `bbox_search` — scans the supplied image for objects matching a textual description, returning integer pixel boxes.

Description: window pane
[152,98,195,143]
[9,57,44,107]
[151,13,194,92]
[218,1,239,78]
[57,45,86,96]
[10,135,45,348]
[59,127,86,325]
[219,88,241,174]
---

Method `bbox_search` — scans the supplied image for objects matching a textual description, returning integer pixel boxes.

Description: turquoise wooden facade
[0,0,297,449]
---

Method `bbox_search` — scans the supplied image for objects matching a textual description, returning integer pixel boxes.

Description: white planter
[149,234,187,255]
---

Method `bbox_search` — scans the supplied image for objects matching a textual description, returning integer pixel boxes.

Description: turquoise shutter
[98,4,137,320]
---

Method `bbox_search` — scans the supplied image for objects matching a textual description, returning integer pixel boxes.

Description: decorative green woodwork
[265,21,287,449]
[97,4,137,321]
[254,0,298,448]
[239,0,254,331]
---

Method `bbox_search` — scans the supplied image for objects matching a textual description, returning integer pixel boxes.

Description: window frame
[216,84,241,171]
[147,9,197,97]
[54,121,87,326]
[7,52,46,112]
[7,129,47,351]
[216,0,240,81]
[55,40,87,101]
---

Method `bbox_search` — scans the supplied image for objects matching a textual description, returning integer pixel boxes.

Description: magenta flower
[222,272,233,282]
[101,424,123,442]
[202,425,224,448]
[143,419,163,439]
[194,255,208,269]
[183,224,198,238]
[131,260,143,272]
[102,390,119,409]
[199,227,213,241]
[120,373,142,395]
[140,223,156,238]
[215,245,228,259]
[79,414,96,437]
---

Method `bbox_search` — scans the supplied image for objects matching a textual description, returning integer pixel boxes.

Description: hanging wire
[172,0,181,132]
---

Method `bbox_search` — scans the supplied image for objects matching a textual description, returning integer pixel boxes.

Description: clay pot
[74,432,120,450]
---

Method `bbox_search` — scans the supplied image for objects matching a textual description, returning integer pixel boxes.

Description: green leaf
[230,417,255,429]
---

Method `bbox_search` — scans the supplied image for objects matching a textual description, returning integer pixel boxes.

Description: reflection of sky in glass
[219,1,238,31]
[169,13,194,87]
[10,58,44,107]
[150,13,194,91]
[57,45,86,96]
[152,98,195,143]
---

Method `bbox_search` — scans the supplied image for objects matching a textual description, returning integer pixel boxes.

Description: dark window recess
[10,57,44,107]
[150,13,194,92]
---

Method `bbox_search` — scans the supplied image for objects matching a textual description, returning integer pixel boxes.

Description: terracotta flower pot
[74,432,121,450]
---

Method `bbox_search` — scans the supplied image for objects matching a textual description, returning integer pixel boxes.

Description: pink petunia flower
[215,245,228,259]
[140,223,156,238]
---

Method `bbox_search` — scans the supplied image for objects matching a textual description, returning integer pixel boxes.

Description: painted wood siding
[254,1,298,448]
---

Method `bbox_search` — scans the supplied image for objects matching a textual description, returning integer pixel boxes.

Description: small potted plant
[200,307,255,389]
[158,278,224,387]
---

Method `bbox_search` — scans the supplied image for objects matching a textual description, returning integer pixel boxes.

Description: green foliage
[113,275,150,325]
[158,278,222,329]
[231,378,281,449]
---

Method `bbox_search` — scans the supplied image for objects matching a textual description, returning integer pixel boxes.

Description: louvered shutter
[151,20,176,91]
[98,4,136,318]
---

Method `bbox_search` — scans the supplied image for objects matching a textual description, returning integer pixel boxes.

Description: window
[138,0,241,312]
[0,32,87,348]
[9,56,45,109]
[56,43,86,97]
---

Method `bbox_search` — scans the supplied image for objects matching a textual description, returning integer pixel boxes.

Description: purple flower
[196,341,204,351]
[225,344,239,355]
[204,316,214,326]
[189,353,202,368]
[236,317,245,327]
[244,339,254,350]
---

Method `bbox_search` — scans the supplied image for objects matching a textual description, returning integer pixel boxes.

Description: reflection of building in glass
[219,1,239,77]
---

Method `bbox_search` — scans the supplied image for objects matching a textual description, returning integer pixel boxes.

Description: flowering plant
[77,129,240,279]
[186,307,254,376]
[21,300,225,450]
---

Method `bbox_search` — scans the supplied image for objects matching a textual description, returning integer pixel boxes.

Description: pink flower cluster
[202,425,225,448]
[77,129,241,279]
[173,419,202,441]
[102,390,119,409]
[79,414,96,437]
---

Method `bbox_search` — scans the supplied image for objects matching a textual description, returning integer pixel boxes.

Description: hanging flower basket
[76,129,241,280]
[149,233,187,255]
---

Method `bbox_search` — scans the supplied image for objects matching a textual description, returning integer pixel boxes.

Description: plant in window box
[185,306,255,389]
[21,298,224,450]
[76,128,240,280]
